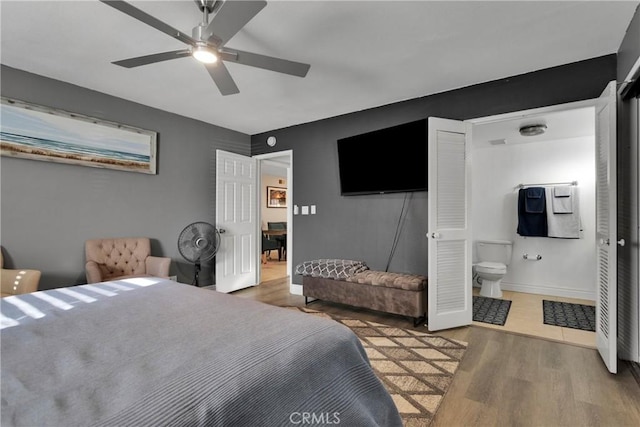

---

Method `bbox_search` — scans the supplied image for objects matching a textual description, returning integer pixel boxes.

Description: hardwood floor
[259,259,287,283]
[234,278,640,426]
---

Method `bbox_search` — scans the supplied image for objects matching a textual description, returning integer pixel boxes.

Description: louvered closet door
[595,82,618,374]
[427,118,472,331]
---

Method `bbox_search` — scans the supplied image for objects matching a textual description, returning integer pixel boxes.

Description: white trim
[254,150,294,292]
[467,98,598,126]
[500,281,595,302]
[290,283,303,296]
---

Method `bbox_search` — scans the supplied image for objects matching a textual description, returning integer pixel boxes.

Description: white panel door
[427,117,472,331]
[215,150,258,293]
[595,81,618,373]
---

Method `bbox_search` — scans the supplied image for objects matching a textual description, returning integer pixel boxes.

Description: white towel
[554,186,572,197]
[552,186,573,213]
[545,186,581,238]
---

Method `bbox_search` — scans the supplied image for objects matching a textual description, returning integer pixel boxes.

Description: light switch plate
[310,205,316,214]
[301,206,309,215]
[294,205,299,215]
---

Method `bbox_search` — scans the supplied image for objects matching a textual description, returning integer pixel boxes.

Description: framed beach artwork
[267,186,287,208]
[0,97,157,174]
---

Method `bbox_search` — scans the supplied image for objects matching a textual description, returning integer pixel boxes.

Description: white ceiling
[1,1,637,135]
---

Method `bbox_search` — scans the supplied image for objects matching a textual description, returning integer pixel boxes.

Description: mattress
[1,278,401,426]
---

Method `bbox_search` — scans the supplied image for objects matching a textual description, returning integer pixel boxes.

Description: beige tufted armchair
[1,250,41,297]
[85,237,171,284]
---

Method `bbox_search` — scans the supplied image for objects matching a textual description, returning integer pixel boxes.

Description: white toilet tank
[476,240,513,265]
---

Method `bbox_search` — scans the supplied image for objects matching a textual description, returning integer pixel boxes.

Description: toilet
[474,240,513,298]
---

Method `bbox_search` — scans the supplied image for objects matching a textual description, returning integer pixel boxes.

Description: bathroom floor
[473,288,596,348]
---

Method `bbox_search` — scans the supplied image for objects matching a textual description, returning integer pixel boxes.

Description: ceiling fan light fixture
[193,45,218,64]
[519,124,547,137]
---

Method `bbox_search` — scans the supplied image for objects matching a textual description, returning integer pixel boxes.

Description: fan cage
[178,222,220,263]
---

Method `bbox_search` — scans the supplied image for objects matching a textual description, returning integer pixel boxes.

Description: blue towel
[525,187,545,213]
[517,188,548,237]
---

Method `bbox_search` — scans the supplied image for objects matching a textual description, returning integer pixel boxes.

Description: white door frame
[253,150,294,292]
[467,99,598,127]
[466,93,619,373]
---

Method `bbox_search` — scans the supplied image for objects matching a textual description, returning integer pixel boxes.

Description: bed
[1,278,401,426]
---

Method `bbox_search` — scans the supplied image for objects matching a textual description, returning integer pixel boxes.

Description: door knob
[599,238,609,246]
[617,239,626,247]
[431,232,441,239]
[217,228,226,234]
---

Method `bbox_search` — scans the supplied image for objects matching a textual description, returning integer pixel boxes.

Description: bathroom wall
[472,133,596,300]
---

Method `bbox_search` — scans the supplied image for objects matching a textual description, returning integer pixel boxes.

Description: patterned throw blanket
[295,259,369,280]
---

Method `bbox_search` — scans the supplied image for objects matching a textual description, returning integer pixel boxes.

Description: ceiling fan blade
[221,48,310,77]
[100,0,196,46]
[205,62,239,96]
[113,50,192,68]
[204,0,267,46]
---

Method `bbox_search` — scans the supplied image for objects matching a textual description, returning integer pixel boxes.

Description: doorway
[254,151,292,287]
[468,103,598,347]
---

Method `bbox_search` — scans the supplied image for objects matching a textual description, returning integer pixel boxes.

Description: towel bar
[517,181,577,189]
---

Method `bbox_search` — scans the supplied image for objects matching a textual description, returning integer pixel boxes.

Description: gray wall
[617,3,640,362]
[1,66,250,289]
[251,55,617,283]
[617,3,640,86]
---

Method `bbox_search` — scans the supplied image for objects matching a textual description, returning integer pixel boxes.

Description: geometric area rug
[542,300,596,332]
[287,307,468,426]
[473,296,512,326]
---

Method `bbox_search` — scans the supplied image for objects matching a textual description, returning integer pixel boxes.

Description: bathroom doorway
[468,101,599,348]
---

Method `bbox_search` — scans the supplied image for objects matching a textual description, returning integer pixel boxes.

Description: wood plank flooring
[234,276,640,426]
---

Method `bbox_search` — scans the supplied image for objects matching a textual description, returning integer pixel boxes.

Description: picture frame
[267,186,287,208]
[0,97,157,174]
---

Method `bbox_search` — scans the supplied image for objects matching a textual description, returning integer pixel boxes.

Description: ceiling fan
[100,0,311,95]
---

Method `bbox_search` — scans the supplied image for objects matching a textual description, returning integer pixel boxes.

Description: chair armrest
[146,256,171,278]
[85,261,103,284]
[1,268,41,295]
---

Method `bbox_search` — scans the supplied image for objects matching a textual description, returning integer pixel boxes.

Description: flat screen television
[337,119,427,195]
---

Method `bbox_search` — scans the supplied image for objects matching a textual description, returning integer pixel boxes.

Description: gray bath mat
[542,300,596,331]
[473,296,512,326]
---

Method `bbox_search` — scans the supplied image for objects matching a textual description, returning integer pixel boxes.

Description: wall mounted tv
[337,119,427,196]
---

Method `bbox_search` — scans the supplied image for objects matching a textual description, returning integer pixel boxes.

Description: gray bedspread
[1,278,401,426]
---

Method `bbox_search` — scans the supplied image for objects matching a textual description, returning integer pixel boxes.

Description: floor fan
[178,222,221,286]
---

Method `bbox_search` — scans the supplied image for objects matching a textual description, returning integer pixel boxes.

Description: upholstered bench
[296,259,427,325]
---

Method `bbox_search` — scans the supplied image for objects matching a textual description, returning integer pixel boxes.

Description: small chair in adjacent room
[1,249,41,297]
[262,234,281,264]
[85,237,171,284]
[267,222,287,261]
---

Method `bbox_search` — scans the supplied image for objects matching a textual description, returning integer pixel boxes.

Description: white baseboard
[290,283,303,295]
[500,281,595,301]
